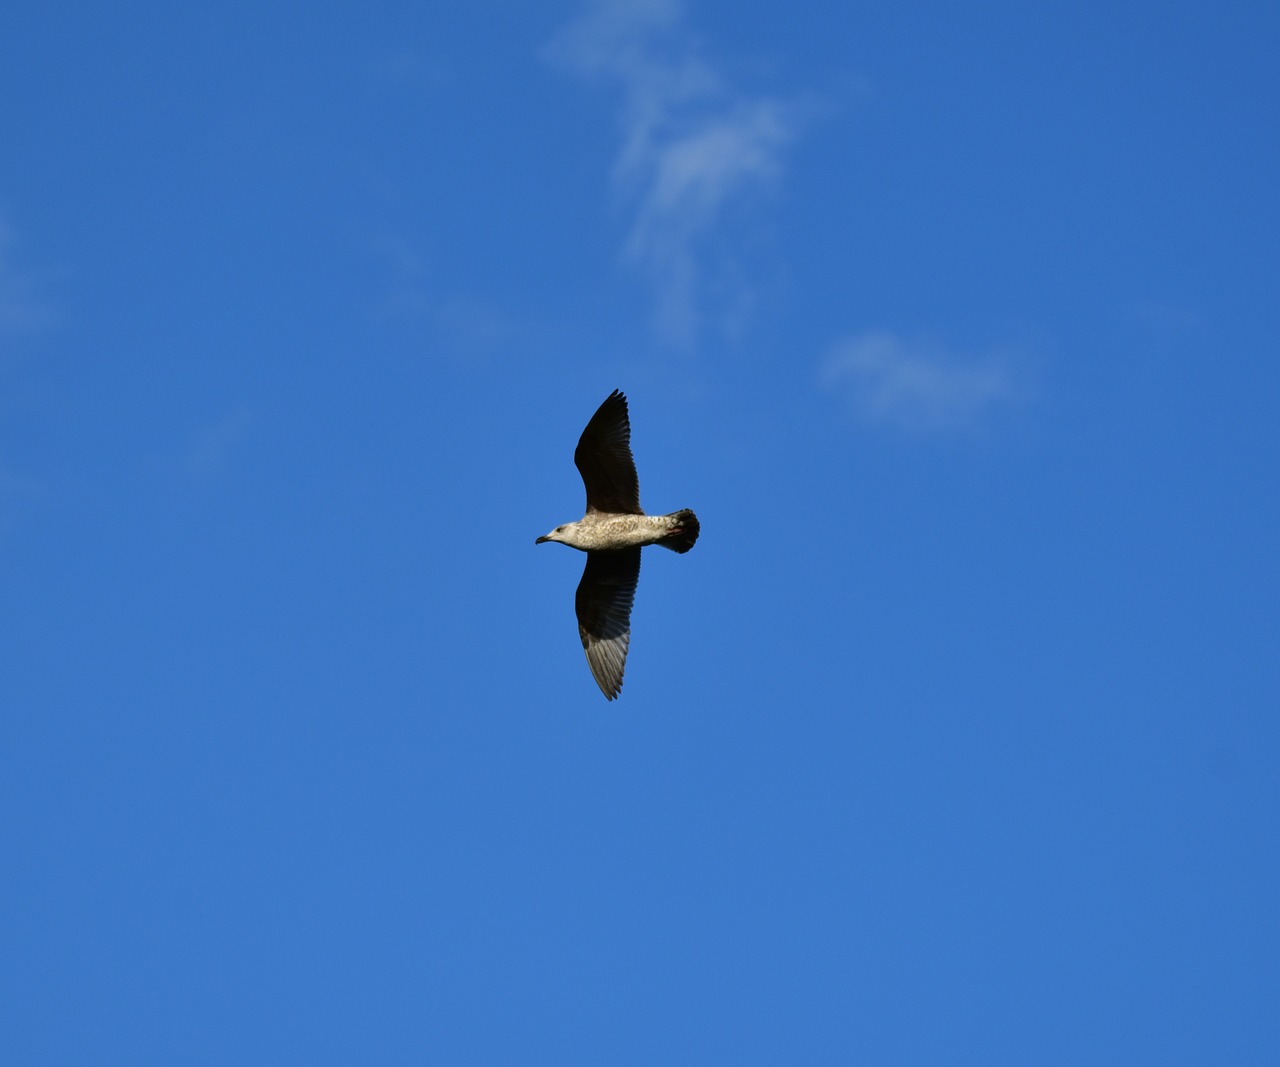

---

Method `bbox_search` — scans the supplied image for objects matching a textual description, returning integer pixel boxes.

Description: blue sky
[2,1,1278,1062]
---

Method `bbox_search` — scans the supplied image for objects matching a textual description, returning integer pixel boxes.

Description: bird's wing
[574,390,642,515]
[575,548,641,700]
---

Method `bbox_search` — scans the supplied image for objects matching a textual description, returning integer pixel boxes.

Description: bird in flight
[536,390,700,700]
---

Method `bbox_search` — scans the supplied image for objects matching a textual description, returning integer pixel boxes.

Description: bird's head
[535,524,569,546]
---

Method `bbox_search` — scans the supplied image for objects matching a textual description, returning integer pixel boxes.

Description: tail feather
[658,508,699,553]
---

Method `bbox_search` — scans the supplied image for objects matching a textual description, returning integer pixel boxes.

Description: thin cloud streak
[822,331,1022,432]
[186,406,252,476]
[0,218,49,338]
[547,0,794,346]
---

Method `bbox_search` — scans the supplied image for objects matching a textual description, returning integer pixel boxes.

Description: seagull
[536,390,700,700]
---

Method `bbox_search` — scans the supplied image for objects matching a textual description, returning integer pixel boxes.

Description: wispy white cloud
[546,0,794,346]
[0,218,49,338]
[1130,298,1202,337]
[822,331,1022,432]
[426,294,523,357]
[0,216,51,532]
[364,230,524,361]
[365,48,451,88]
[187,406,252,476]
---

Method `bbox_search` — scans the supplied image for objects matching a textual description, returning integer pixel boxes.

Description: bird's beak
[535,535,550,544]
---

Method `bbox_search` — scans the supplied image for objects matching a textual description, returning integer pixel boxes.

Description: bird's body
[536,390,699,700]
[538,511,697,553]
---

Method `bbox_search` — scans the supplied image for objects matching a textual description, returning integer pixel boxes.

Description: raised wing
[574,390,641,515]
[575,548,641,700]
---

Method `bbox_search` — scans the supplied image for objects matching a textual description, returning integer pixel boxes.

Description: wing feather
[574,390,642,515]
[575,548,641,700]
